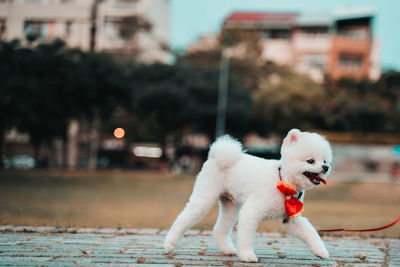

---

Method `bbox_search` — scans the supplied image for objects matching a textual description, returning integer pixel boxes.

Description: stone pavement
[0,226,399,266]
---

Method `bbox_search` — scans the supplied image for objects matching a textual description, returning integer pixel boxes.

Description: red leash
[318,216,400,232]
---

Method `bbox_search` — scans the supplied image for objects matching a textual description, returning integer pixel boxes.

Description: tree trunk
[0,109,6,169]
[62,137,68,169]
[160,136,170,172]
[87,120,100,171]
[0,125,4,169]
[67,119,80,170]
[54,138,64,169]
[33,143,41,168]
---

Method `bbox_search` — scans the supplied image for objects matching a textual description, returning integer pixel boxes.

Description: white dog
[164,129,332,262]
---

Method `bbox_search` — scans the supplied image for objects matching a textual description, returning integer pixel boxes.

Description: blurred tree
[254,69,327,135]
[59,45,132,170]
[0,39,131,167]
[0,40,24,168]
[15,40,72,158]
[64,48,131,121]
[181,30,329,136]
[323,73,400,133]
[2,34,399,169]
[104,62,253,144]
[375,70,400,132]
[180,29,266,92]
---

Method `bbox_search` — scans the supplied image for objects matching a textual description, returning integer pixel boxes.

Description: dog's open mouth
[303,172,327,185]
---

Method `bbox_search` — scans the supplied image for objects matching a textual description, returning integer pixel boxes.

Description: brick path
[0,226,399,266]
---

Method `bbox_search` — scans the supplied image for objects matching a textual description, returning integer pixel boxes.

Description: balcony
[332,36,371,54]
[293,33,332,52]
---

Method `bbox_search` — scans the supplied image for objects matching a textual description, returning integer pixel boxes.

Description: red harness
[277,167,304,219]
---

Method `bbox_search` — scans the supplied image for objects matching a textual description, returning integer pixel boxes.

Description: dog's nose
[322,165,329,173]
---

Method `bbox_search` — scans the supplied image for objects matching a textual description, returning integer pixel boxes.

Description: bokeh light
[113,127,125,139]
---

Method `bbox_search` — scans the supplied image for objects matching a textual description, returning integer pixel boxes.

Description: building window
[103,17,129,46]
[19,0,50,3]
[262,29,291,40]
[299,26,329,36]
[0,19,6,39]
[302,54,327,70]
[113,0,139,8]
[104,18,121,40]
[338,27,367,40]
[116,0,139,2]
[336,17,370,40]
[339,54,363,70]
[65,21,72,36]
[24,20,47,43]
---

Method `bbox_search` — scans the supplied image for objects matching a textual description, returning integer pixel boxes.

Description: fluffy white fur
[164,129,332,262]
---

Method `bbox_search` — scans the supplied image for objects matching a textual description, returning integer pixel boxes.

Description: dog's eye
[307,159,315,164]
[324,160,327,164]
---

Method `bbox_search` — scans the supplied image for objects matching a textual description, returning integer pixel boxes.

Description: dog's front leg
[282,216,329,259]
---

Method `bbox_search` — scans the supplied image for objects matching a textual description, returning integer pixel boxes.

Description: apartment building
[0,0,170,62]
[222,7,380,82]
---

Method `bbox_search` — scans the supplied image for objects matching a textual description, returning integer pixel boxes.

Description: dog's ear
[284,128,301,145]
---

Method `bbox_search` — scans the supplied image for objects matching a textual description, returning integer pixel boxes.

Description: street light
[215,50,230,137]
[215,33,232,137]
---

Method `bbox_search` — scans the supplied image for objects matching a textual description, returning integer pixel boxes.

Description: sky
[170,0,400,70]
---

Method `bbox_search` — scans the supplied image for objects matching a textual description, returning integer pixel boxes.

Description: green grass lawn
[0,170,399,238]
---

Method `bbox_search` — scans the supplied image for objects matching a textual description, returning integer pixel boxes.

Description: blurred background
[0,0,399,237]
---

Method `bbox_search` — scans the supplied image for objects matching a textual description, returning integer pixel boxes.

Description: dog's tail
[208,135,243,169]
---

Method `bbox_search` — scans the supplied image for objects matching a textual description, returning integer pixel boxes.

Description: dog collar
[277,167,304,219]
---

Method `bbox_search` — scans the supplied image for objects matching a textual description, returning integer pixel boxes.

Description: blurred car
[5,155,36,169]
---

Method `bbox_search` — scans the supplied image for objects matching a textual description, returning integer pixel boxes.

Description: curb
[0,226,287,238]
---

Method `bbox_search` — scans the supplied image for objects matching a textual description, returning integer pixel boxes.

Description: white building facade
[0,0,170,62]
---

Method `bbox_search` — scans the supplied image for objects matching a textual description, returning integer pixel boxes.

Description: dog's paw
[238,249,258,262]
[216,239,236,256]
[163,238,177,253]
[219,246,237,256]
[313,247,329,259]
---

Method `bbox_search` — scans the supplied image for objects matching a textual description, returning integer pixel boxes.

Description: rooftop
[224,7,375,27]
[334,6,375,20]
[225,12,298,23]
[296,13,333,26]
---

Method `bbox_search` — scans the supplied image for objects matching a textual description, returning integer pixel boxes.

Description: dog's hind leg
[236,197,263,262]
[282,216,329,259]
[164,185,219,252]
[164,163,221,253]
[213,197,239,255]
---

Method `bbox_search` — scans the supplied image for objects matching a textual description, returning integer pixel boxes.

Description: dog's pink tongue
[312,174,327,185]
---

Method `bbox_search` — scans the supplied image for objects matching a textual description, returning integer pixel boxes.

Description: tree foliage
[322,74,400,133]
[104,62,253,142]
[180,30,267,92]
[1,34,400,169]
[0,39,131,162]
[254,69,327,135]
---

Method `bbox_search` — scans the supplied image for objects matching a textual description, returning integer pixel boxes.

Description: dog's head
[280,129,332,190]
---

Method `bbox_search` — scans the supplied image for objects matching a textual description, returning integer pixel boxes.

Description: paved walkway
[0,226,399,266]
